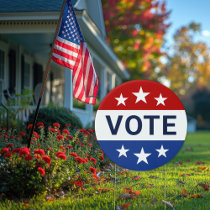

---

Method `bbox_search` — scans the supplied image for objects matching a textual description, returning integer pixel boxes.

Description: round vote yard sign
[95,80,187,171]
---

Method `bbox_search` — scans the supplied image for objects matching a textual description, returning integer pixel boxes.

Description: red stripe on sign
[98,80,184,110]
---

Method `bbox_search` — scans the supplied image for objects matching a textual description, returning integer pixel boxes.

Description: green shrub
[27,106,82,130]
[0,125,105,199]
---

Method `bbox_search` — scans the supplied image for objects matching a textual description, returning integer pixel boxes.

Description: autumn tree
[164,22,210,97]
[102,0,170,80]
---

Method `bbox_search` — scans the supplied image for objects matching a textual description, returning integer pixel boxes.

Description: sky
[165,0,210,47]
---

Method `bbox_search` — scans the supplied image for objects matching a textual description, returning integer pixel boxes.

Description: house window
[0,50,4,102]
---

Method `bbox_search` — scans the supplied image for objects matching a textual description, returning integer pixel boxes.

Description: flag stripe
[56,36,80,52]
[52,56,75,70]
[53,49,77,62]
[52,53,76,68]
[54,42,79,58]
[73,43,85,98]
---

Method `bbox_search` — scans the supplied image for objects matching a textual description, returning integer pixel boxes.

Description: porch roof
[0,0,77,13]
[0,5,129,79]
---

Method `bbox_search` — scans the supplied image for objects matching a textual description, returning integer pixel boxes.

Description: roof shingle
[0,0,77,13]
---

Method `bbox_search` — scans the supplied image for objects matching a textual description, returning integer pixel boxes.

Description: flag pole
[27,0,66,148]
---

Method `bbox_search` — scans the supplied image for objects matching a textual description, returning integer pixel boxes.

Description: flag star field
[95,80,187,171]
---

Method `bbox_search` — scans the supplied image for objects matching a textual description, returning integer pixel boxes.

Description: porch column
[100,67,107,101]
[16,46,22,95]
[86,103,93,126]
[64,68,73,110]
[109,73,116,91]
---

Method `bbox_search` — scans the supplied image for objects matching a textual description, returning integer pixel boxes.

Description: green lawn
[1,132,210,209]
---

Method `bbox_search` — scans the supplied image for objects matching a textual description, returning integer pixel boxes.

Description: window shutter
[8,49,16,94]
[33,63,43,89]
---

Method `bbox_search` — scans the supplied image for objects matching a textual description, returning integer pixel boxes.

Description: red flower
[89,167,96,174]
[1,148,9,153]
[80,129,90,136]
[4,152,12,158]
[75,156,85,164]
[12,148,20,153]
[19,147,30,157]
[43,155,51,166]
[65,123,71,127]
[88,143,93,147]
[27,124,33,129]
[99,150,104,155]
[18,131,26,136]
[93,173,99,180]
[34,149,45,156]
[4,134,8,138]
[67,145,73,149]
[79,145,85,148]
[6,143,14,148]
[49,128,56,132]
[57,135,64,140]
[56,151,64,157]
[10,135,15,139]
[37,122,44,127]
[59,146,66,153]
[69,152,77,157]
[67,135,73,140]
[73,180,84,187]
[37,167,45,176]
[24,155,33,161]
[90,157,97,165]
[63,129,69,135]
[99,156,104,162]
[33,131,38,136]
[34,154,41,160]
[53,122,60,128]
[57,153,67,160]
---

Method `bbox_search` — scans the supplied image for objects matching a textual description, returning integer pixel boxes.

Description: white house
[0,0,129,126]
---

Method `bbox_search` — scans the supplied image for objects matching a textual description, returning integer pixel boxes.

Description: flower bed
[0,122,105,199]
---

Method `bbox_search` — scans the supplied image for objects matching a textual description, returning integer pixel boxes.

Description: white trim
[0,12,59,21]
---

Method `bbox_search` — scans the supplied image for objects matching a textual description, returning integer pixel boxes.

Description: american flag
[52,0,98,105]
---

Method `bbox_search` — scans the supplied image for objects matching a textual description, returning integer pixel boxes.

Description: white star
[134,147,151,164]
[156,145,169,158]
[132,87,150,103]
[115,93,128,106]
[116,145,129,158]
[154,94,167,106]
